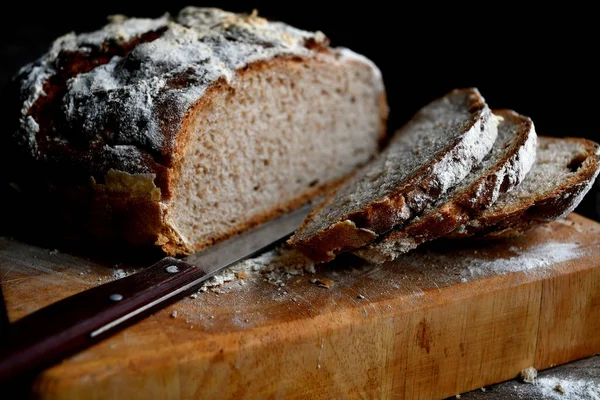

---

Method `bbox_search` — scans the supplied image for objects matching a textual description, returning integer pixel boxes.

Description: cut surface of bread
[355,109,537,264]
[167,55,385,252]
[289,88,499,262]
[448,136,600,239]
[4,8,387,255]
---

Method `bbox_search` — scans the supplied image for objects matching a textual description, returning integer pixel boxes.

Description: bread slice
[288,88,499,262]
[3,8,388,255]
[448,136,600,239]
[354,109,537,263]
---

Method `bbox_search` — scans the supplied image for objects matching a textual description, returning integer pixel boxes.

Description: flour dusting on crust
[15,7,333,166]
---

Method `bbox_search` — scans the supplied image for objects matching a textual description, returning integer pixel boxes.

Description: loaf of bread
[3,7,387,255]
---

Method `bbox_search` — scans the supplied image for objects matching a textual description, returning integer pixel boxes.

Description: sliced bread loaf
[354,109,537,263]
[3,8,388,255]
[448,136,600,239]
[288,88,499,262]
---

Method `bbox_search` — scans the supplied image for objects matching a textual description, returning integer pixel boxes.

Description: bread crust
[355,109,537,263]
[447,137,600,239]
[289,88,497,262]
[3,9,388,256]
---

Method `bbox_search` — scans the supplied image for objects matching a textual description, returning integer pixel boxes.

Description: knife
[0,203,313,383]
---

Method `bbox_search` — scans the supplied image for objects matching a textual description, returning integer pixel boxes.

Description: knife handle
[0,257,203,383]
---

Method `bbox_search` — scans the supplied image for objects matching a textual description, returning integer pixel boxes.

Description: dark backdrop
[1,2,598,221]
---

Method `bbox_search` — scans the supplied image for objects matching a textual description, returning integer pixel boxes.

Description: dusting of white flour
[459,242,582,280]
[533,376,599,399]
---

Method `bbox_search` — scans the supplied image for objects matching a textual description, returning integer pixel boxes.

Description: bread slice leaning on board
[447,136,600,239]
[354,109,538,264]
[288,88,500,262]
[1,7,387,256]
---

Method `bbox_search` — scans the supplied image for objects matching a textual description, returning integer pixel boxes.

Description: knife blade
[0,203,313,382]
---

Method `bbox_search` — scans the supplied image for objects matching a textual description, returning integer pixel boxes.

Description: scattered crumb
[555,384,564,394]
[112,269,128,280]
[49,249,59,255]
[188,245,315,295]
[165,265,180,274]
[455,395,461,399]
[480,387,486,392]
[520,366,538,384]
[170,310,178,318]
[190,293,198,299]
[357,294,365,299]
[313,278,334,289]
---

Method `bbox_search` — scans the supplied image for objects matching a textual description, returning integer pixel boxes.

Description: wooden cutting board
[1,213,599,399]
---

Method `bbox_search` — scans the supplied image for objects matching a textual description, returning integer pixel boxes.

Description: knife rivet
[109,293,123,302]
[165,265,180,274]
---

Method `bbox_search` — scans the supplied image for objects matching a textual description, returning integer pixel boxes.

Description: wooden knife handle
[0,257,203,383]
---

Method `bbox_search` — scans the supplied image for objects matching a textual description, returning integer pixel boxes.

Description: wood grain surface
[1,213,599,399]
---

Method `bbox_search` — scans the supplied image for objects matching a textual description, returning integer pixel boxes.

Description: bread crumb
[357,294,365,299]
[112,269,127,279]
[190,293,198,299]
[314,279,334,289]
[555,384,565,394]
[480,387,486,392]
[520,366,538,384]
[170,310,178,318]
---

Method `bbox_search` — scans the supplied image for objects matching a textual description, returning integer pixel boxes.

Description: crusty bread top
[449,136,600,238]
[289,88,498,262]
[354,109,537,263]
[9,7,382,199]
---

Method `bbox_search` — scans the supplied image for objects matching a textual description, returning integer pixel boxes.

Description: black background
[1,1,598,221]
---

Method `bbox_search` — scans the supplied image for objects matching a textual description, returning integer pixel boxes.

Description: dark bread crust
[447,137,600,239]
[289,88,496,262]
[355,109,537,263]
